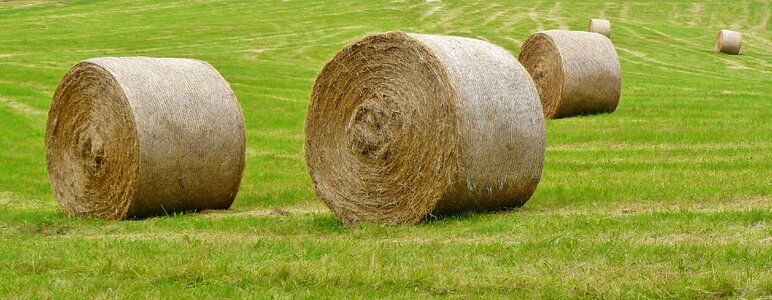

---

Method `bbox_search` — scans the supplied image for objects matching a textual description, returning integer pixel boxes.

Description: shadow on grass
[421,207,525,226]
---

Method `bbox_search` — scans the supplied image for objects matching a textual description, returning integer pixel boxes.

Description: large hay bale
[46,57,246,220]
[588,19,611,37]
[305,31,546,225]
[715,30,742,55]
[518,30,621,119]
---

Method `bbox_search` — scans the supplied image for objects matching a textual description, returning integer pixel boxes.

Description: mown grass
[1,0,770,298]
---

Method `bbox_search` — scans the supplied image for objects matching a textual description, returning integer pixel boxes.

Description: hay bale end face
[715,30,741,55]
[46,57,246,220]
[305,32,546,225]
[519,30,621,119]
[588,19,611,37]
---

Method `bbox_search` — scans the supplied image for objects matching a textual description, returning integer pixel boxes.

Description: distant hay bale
[715,30,741,55]
[588,19,611,37]
[518,30,622,119]
[46,57,246,220]
[305,31,546,225]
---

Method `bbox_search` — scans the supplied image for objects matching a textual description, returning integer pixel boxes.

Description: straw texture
[588,19,611,37]
[46,57,246,220]
[305,31,546,225]
[518,30,621,119]
[715,30,741,55]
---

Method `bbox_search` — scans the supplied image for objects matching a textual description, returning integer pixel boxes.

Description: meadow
[0,0,770,298]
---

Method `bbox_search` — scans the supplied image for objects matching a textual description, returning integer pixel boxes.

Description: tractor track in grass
[547,2,569,30]
[0,95,45,116]
[547,142,771,152]
[617,25,767,75]
[64,218,771,247]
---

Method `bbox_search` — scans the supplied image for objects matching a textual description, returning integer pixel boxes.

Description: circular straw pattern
[46,57,246,219]
[305,32,546,225]
[715,30,742,55]
[519,30,622,119]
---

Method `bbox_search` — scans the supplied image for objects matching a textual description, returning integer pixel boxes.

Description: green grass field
[1,0,770,298]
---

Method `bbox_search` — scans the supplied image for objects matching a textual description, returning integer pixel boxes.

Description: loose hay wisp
[305,32,546,225]
[46,57,246,220]
[519,30,622,119]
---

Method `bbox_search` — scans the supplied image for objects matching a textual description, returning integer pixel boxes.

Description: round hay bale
[518,30,621,119]
[46,57,246,220]
[715,30,741,55]
[588,19,611,37]
[305,31,546,225]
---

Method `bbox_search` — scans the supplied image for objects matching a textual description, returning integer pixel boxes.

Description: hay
[305,31,546,225]
[45,57,246,220]
[518,30,622,119]
[715,30,741,55]
[588,19,611,37]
